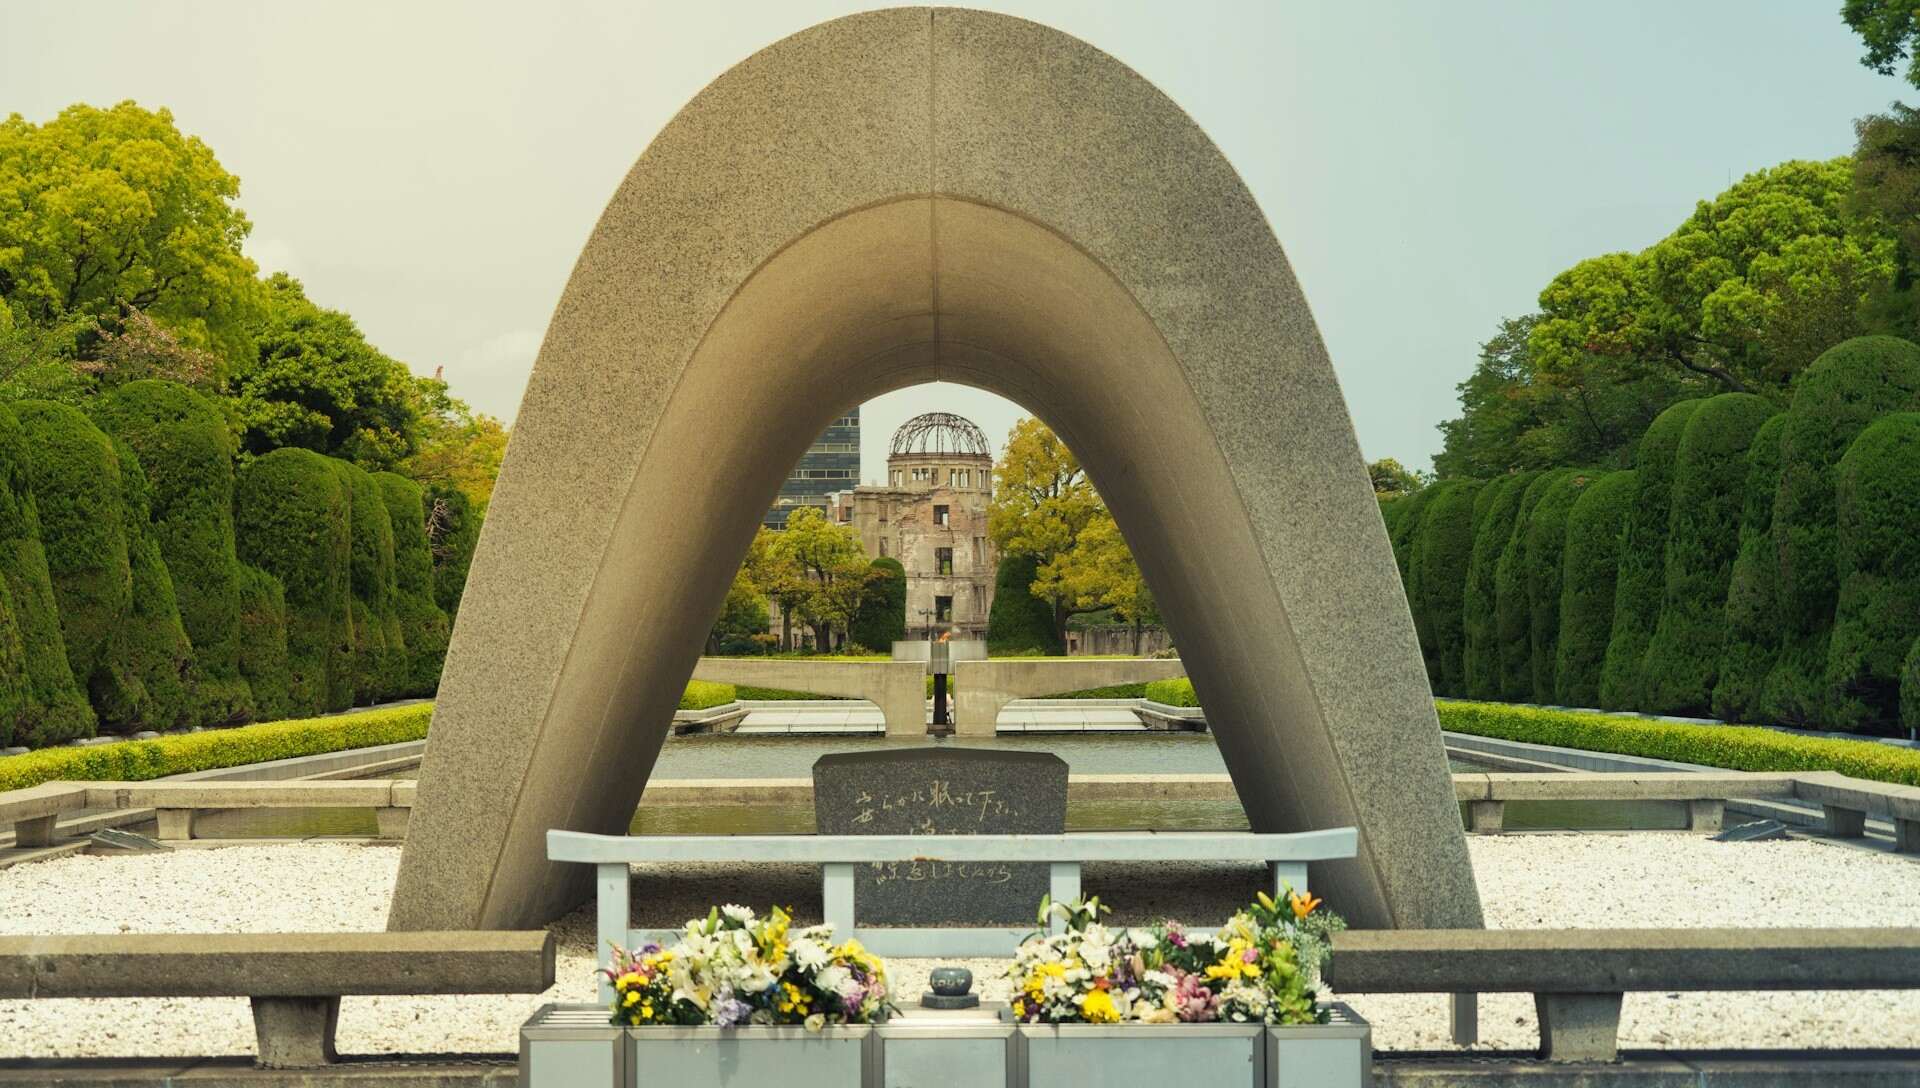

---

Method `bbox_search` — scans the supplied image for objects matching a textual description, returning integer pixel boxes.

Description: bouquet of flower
[1007,888,1345,1027]
[603,904,892,1029]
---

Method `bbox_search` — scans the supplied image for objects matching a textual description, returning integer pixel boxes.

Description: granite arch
[390,7,1482,933]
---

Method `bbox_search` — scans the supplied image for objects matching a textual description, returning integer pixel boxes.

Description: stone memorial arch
[390,7,1483,934]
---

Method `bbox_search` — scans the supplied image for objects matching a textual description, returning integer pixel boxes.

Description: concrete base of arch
[389,7,1482,935]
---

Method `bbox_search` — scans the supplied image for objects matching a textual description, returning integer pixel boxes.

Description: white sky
[2,1,1906,476]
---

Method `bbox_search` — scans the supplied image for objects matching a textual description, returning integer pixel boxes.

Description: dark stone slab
[1711,819,1790,843]
[813,745,1067,926]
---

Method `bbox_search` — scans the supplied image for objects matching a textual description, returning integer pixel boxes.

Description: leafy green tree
[0,403,93,745]
[397,375,508,511]
[848,557,906,653]
[375,472,450,695]
[234,448,351,716]
[1844,1,1920,87]
[1534,161,1897,397]
[1640,394,1780,716]
[1555,470,1633,706]
[1368,457,1427,498]
[1523,471,1597,703]
[1598,399,1704,710]
[231,274,423,470]
[707,559,772,655]
[1825,414,1920,731]
[1494,471,1570,701]
[988,417,1107,646]
[773,506,868,650]
[1462,472,1538,699]
[1849,103,1920,342]
[1409,479,1482,696]
[986,553,1063,655]
[1055,512,1161,655]
[0,102,260,370]
[1764,336,1920,725]
[1713,415,1791,722]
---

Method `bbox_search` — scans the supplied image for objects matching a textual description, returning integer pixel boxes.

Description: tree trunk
[1131,616,1143,656]
[780,609,792,651]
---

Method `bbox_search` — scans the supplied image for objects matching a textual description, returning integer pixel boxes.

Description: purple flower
[713,989,753,1028]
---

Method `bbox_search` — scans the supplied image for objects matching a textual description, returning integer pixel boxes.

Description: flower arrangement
[1006,889,1344,1027]
[603,904,893,1030]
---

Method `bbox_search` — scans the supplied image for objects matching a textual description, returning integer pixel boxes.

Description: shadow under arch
[390,7,1481,933]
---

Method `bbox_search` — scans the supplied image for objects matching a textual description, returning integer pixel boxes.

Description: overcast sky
[2,2,1907,477]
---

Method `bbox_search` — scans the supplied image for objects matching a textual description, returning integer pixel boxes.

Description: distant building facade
[827,412,997,641]
[765,408,860,528]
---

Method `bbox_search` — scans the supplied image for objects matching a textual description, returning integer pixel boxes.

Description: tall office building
[764,406,860,528]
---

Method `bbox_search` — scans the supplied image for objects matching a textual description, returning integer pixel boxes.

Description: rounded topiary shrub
[1463,472,1537,700]
[1764,336,1920,727]
[1385,487,1438,612]
[91,380,254,725]
[1598,398,1704,711]
[1904,634,1920,735]
[425,484,480,621]
[1410,479,1483,697]
[0,404,94,746]
[1523,470,1598,704]
[987,553,1062,655]
[1494,471,1567,702]
[234,564,293,721]
[1639,393,1779,717]
[328,460,406,707]
[1713,414,1790,723]
[234,448,352,717]
[1555,470,1634,707]
[108,438,194,730]
[850,556,907,653]
[375,472,449,697]
[1825,413,1920,731]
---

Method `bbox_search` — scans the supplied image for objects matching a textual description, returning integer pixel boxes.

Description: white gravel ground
[0,833,1916,1057]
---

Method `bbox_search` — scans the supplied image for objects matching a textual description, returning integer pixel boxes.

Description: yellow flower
[640,1003,653,1018]
[1289,891,1322,920]
[616,972,641,990]
[624,991,640,1006]
[1079,989,1120,1023]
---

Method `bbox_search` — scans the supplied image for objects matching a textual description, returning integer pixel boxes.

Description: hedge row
[1144,677,1198,706]
[679,680,737,710]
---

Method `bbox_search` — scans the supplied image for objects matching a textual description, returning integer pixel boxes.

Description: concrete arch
[390,7,1481,933]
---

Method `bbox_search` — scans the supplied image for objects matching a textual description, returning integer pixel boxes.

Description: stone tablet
[813,746,1068,926]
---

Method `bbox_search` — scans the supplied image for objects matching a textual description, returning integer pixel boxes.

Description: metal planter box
[1019,1022,1267,1087]
[1268,1004,1371,1088]
[875,1018,1017,1088]
[520,1004,872,1088]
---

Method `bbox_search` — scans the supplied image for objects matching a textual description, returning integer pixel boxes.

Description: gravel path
[0,833,1916,1056]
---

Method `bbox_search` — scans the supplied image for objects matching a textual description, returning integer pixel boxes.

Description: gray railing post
[1449,992,1478,1046]
[1534,992,1623,1062]
[823,862,856,937]
[595,862,630,1005]
[1048,862,1081,933]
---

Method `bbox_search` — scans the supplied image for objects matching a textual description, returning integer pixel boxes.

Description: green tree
[708,561,773,655]
[397,375,508,510]
[1555,470,1633,706]
[375,472,450,695]
[1523,471,1596,703]
[1598,399,1704,710]
[1826,413,1920,731]
[230,273,423,470]
[1368,457,1427,498]
[0,403,93,745]
[1409,479,1483,696]
[1639,393,1780,716]
[986,553,1063,655]
[1844,1,1920,87]
[743,525,807,651]
[1055,513,1161,655]
[0,102,260,371]
[1534,161,1897,397]
[988,417,1106,646]
[1713,415,1792,722]
[772,506,868,650]
[1494,471,1570,701]
[1764,336,1920,725]
[1849,103,1920,342]
[848,556,907,653]
[234,448,351,716]
[1462,472,1539,699]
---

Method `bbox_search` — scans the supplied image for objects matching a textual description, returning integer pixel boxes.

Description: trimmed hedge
[1462,473,1536,700]
[234,448,352,717]
[0,404,94,747]
[109,438,194,731]
[1437,699,1920,787]
[1144,677,1197,706]
[425,484,480,622]
[90,381,255,726]
[1764,336,1920,726]
[1410,480,1483,696]
[986,554,1062,655]
[234,564,293,720]
[0,703,434,792]
[1640,393,1778,717]
[679,680,737,710]
[1825,413,1920,730]
[375,472,449,696]
[1598,399,1704,710]
[1522,470,1595,704]
[1905,634,1920,733]
[330,461,406,706]
[1554,470,1633,707]
[850,556,907,653]
[1713,414,1790,723]
[1494,471,1566,701]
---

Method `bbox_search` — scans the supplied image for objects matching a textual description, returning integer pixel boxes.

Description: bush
[1524,471,1601,703]
[90,381,256,725]
[425,484,480,621]
[850,557,906,652]
[1554,470,1634,707]
[1713,414,1790,722]
[329,461,406,706]
[1639,393,1779,717]
[1494,471,1568,701]
[234,448,352,717]
[1825,413,1920,731]
[987,554,1062,655]
[1904,634,1920,734]
[375,473,450,696]
[1437,699,1920,787]
[0,404,94,746]
[1598,399,1704,710]
[1462,473,1537,700]
[108,438,194,730]
[679,680,737,710]
[233,564,293,720]
[1144,677,1197,706]
[1765,336,1920,726]
[1410,480,1482,696]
